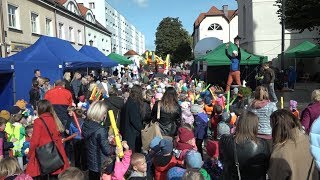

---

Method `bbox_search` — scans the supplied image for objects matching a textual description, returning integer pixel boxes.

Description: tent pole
[12,72,16,103]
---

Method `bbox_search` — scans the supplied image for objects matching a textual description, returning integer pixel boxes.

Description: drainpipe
[0,0,6,57]
[54,3,58,37]
[83,17,86,45]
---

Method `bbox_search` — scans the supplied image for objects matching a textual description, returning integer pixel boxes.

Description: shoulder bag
[36,117,64,175]
[233,138,241,180]
[141,102,162,151]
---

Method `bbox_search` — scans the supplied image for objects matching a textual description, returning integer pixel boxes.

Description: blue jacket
[194,112,209,140]
[21,141,30,163]
[226,47,241,71]
[69,118,84,140]
[310,116,320,170]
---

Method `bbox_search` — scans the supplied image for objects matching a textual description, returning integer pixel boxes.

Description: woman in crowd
[104,86,124,129]
[26,100,69,179]
[151,87,181,137]
[248,86,277,148]
[120,85,144,152]
[71,72,82,101]
[219,111,270,180]
[268,109,318,180]
[63,72,72,93]
[301,89,320,134]
[82,101,115,180]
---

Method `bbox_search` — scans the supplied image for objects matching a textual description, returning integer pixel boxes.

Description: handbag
[233,138,241,180]
[141,102,163,151]
[36,117,64,175]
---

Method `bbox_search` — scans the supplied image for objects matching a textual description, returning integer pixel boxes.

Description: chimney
[223,5,228,17]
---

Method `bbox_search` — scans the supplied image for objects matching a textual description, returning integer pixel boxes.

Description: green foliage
[275,0,320,32]
[239,86,252,98]
[155,17,192,64]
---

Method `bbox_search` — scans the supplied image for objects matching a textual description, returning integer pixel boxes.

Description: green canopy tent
[198,42,268,66]
[295,46,320,58]
[108,53,133,65]
[285,41,317,58]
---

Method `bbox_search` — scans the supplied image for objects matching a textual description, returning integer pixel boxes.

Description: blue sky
[108,0,238,50]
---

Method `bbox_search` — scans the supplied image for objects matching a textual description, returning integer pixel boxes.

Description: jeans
[264,83,278,103]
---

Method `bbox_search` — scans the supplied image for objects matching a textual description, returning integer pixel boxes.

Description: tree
[155,17,192,64]
[276,0,320,32]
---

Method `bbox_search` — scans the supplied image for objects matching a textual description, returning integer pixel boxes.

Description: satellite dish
[194,37,223,59]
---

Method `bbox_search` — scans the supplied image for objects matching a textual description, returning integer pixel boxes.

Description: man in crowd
[32,69,41,83]
[262,62,278,103]
[225,40,241,92]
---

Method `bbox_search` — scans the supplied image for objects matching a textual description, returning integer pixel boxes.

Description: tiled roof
[124,50,139,56]
[55,0,67,5]
[77,3,88,16]
[194,6,238,28]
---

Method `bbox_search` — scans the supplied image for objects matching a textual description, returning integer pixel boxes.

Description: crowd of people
[0,63,319,180]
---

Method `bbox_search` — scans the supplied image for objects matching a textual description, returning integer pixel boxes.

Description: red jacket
[154,155,182,180]
[26,113,69,177]
[44,86,73,106]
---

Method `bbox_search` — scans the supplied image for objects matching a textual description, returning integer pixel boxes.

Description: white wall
[86,27,111,55]
[238,0,319,62]
[229,16,238,42]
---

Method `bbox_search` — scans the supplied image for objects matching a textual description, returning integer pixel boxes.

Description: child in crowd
[182,169,205,180]
[21,125,33,166]
[180,101,194,126]
[153,139,182,180]
[167,150,210,180]
[290,100,299,119]
[203,140,222,180]
[0,110,10,122]
[129,153,148,180]
[211,105,223,140]
[0,117,13,159]
[174,125,197,160]
[101,141,132,180]
[29,80,40,109]
[204,97,214,117]
[0,157,32,180]
[69,109,86,170]
[5,106,26,170]
[58,167,85,180]
[193,101,209,158]
[217,112,231,140]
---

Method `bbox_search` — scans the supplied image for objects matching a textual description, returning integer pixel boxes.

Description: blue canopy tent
[79,45,118,67]
[7,35,101,101]
[0,59,14,110]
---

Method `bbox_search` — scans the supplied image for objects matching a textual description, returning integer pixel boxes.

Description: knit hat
[155,93,163,100]
[205,97,212,105]
[185,150,203,169]
[217,122,231,140]
[221,112,231,123]
[150,136,162,149]
[191,104,204,115]
[159,139,173,155]
[206,140,219,158]
[9,106,22,115]
[0,110,10,121]
[167,167,186,180]
[180,101,190,110]
[290,100,298,111]
[15,100,27,110]
[196,98,203,105]
[178,127,194,143]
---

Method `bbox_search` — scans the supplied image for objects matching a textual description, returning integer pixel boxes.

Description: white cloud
[133,0,148,7]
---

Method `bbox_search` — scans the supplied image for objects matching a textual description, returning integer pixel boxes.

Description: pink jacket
[101,150,132,180]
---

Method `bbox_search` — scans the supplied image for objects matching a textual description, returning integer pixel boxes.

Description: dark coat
[151,101,181,137]
[120,97,143,152]
[301,102,320,134]
[0,131,13,158]
[82,119,115,173]
[104,95,124,128]
[194,113,209,140]
[26,113,69,177]
[219,135,270,180]
[29,87,40,109]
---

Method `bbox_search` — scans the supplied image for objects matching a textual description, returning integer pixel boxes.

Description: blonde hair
[311,89,320,102]
[130,153,145,167]
[0,157,22,177]
[87,101,108,122]
[63,72,71,82]
[254,86,269,101]
[89,83,97,91]
[58,167,85,180]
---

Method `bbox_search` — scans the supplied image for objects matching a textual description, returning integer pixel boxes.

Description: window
[45,18,52,36]
[78,30,82,44]
[58,23,64,39]
[8,4,18,28]
[89,2,95,9]
[86,14,94,23]
[69,27,74,42]
[208,23,223,31]
[31,12,39,33]
[67,2,78,14]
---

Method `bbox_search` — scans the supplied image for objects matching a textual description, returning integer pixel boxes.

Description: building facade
[77,0,145,55]
[192,5,238,48]
[0,0,111,57]
[237,0,319,65]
